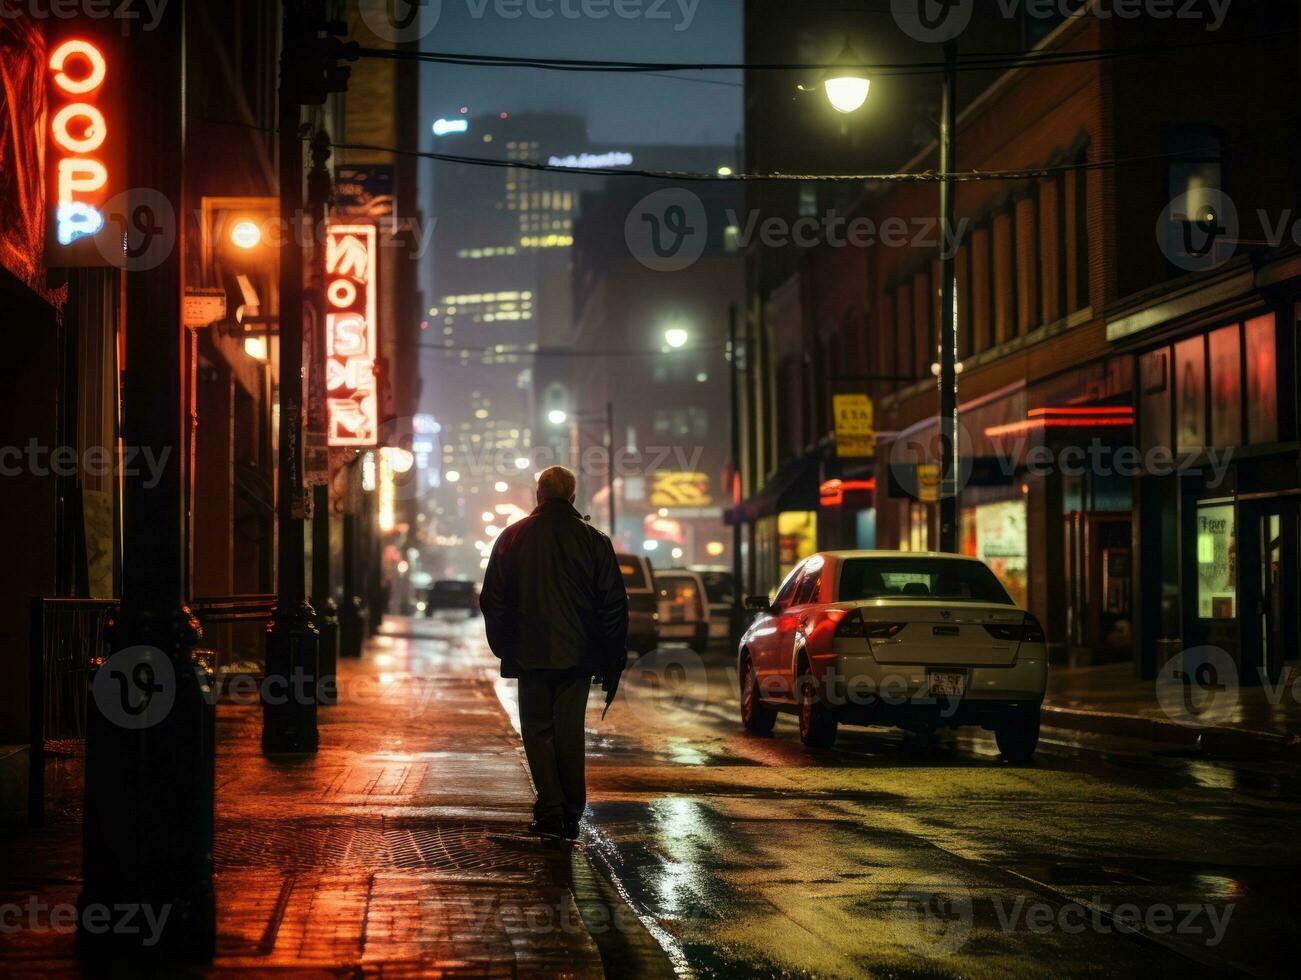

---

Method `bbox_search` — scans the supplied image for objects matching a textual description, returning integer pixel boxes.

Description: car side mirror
[744,595,772,613]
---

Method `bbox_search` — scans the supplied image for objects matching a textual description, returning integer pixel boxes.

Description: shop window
[1245,313,1278,444]
[1038,176,1063,326]
[992,208,1015,343]
[1208,324,1242,448]
[895,285,913,382]
[1139,348,1172,455]
[777,511,817,575]
[1014,195,1039,335]
[1196,502,1236,620]
[1068,145,1090,312]
[970,225,993,353]
[962,499,1029,609]
[1174,335,1206,452]
[912,271,931,379]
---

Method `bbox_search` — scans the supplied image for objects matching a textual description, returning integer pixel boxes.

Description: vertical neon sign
[46,34,122,266]
[324,224,379,446]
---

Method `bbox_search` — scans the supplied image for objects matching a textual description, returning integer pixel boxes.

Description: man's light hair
[536,465,577,504]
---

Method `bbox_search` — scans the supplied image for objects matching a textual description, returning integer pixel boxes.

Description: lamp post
[821,39,961,553]
[548,406,616,537]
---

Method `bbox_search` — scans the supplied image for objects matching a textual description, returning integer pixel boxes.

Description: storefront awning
[725,451,821,526]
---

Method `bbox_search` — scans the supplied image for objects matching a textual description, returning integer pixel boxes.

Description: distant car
[693,569,736,643]
[738,551,1046,763]
[656,569,710,654]
[617,553,659,654]
[425,580,480,617]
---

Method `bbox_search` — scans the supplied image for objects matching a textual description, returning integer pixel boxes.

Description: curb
[1041,704,1301,761]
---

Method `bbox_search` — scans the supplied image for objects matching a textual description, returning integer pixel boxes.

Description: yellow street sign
[834,394,875,458]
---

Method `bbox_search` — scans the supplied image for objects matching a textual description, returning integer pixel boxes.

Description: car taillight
[834,609,865,637]
[835,611,904,639]
[983,615,1047,643]
[1022,614,1046,644]
[984,623,1023,641]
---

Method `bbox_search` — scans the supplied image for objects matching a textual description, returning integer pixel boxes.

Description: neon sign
[324,224,379,447]
[46,35,121,266]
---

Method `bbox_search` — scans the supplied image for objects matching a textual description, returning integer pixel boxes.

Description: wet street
[546,627,1301,978]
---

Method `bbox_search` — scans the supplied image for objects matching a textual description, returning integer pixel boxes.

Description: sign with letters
[45,28,125,267]
[834,394,876,458]
[650,472,712,509]
[324,224,379,447]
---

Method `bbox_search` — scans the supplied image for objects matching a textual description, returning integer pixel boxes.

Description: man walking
[481,466,629,840]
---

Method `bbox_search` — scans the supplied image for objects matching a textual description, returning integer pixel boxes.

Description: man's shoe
[528,817,564,839]
[563,819,581,841]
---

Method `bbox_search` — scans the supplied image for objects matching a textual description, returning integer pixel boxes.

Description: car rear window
[838,558,1014,604]
[698,572,734,604]
[433,581,473,593]
[618,557,649,590]
[659,577,703,616]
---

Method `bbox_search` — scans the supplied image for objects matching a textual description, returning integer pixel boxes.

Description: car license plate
[928,672,966,697]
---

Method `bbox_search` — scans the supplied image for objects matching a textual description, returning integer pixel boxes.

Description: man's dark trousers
[518,670,591,823]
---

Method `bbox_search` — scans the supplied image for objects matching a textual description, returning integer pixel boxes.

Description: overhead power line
[417,343,726,357]
[335,140,1199,183]
[353,30,1290,78]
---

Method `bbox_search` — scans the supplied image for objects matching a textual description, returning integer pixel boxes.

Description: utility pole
[80,0,214,955]
[728,304,744,641]
[307,129,339,704]
[937,40,961,554]
[263,1,357,752]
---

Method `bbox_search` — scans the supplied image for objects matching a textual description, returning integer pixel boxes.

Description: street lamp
[664,326,690,349]
[820,39,960,553]
[823,39,870,114]
[231,218,263,249]
[547,408,568,426]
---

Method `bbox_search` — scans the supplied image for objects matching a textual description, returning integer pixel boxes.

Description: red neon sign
[46,35,122,267]
[819,478,877,508]
[985,406,1135,439]
[324,224,380,446]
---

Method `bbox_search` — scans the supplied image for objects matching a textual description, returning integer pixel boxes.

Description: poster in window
[1245,314,1278,444]
[974,499,1029,609]
[1175,336,1206,452]
[1197,503,1235,619]
[1208,324,1241,449]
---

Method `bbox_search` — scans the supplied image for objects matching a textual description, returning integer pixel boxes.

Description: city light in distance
[495,481,509,493]
[514,456,530,470]
[716,166,733,176]
[482,512,495,523]
[547,409,568,426]
[445,470,461,483]
[664,327,689,349]
[672,548,684,560]
[706,541,726,557]
[433,117,469,136]
[643,540,659,552]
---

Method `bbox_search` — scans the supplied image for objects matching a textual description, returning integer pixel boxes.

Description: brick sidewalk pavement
[1,616,661,976]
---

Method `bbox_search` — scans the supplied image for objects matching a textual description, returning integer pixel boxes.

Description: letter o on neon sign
[328,279,358,308]
[50,40,107,96]
[52,103,107,154]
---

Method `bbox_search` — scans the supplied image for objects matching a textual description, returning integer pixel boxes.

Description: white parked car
[656,569,711,653]
[738,551,1047,763]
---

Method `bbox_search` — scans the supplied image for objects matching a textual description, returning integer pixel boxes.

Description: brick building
[732,4,1300,682]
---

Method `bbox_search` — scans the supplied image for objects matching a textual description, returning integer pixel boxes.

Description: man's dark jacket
[480,499,629,688]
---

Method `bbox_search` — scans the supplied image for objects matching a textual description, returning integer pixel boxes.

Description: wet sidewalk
[1043,660,1301,758]
[2,616,663,976]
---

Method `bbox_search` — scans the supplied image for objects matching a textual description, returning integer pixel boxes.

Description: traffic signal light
[283,1,359,106]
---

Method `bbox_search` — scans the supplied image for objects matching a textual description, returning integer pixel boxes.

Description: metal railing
[29,598,116,825]
[28,594,278,825]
